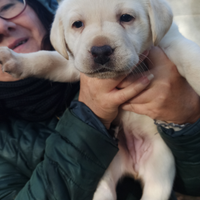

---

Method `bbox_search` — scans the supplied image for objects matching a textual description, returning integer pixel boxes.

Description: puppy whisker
[139,61,152,76]
[139,54,154,69]
[134,62,145,77]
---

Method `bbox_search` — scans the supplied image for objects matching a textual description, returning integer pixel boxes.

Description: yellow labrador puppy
[1,0,200,199]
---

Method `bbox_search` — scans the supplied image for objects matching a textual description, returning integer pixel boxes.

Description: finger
[121,102,148,115]
[80,73,127,93]
[117,69,153,89]
[112,74,154,105]
[125,86,157,104]
[121,102,155,118]
[146,47,170,70]
[117,50,150,89]
[117,73,142,89]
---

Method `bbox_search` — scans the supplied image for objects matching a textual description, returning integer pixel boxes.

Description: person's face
[0,4,47,81]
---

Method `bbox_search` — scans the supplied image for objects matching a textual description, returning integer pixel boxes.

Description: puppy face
[51,0,173,79]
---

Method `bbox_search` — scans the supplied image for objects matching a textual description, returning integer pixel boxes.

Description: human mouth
[13,39,28,49]
[9,38,28,50]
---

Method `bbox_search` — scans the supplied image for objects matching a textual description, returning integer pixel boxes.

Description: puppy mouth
[84,62,149,79]
[84,67,132,79]
[97,68,113,73]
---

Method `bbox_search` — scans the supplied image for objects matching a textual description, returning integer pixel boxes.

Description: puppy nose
[91,45,113,65]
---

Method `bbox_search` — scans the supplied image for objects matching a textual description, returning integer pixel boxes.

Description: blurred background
[167,0,200,46]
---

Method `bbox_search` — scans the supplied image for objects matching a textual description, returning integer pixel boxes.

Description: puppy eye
[120,14,134,22]
[73,21,84,28]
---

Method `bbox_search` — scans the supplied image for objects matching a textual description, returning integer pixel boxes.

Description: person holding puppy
[80,46,200,200]
[0,0,199,200]
[116,47,200,200]
[0,0,154,199]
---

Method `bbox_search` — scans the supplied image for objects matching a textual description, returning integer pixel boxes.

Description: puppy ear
[147,0,173,46]
[50,11,69,60]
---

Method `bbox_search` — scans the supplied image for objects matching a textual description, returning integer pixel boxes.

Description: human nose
[0,18,16,41]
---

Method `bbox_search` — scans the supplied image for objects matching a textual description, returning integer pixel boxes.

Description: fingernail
[147,74,154,81]
[141,74,154,84]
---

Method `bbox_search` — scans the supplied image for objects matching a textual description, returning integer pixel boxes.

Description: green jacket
[0,99,199,199]
[159,121,200,196]
[0,101,118,200]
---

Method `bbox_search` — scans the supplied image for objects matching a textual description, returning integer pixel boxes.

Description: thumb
[121,103,146,115]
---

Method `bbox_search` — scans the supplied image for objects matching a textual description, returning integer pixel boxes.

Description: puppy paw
[0,47,25,79]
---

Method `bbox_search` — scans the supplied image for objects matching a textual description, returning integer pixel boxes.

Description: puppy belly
[118,128,154,178]
[94,112,174,200]
[117,111,160,178]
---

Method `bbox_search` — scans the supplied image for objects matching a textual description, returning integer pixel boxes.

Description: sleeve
[0,117,53,199]
[157,119,200,196]
[0,103,118,200]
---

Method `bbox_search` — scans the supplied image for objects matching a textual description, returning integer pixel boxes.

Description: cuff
[70,100,118,144]
[158,118,200,137]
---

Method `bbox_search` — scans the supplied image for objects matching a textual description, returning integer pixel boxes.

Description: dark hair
[26,0,55,50]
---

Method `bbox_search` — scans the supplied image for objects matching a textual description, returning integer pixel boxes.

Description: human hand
[121,47,200,124]
[0,70,19,81]
[79,72,153,129]
[175,192,200,200]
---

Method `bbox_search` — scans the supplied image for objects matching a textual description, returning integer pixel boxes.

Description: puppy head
[50,0,173,79]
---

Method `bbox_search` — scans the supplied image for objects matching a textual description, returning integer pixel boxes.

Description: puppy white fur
[1,0,200,199]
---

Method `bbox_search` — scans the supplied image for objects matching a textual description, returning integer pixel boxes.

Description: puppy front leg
[140,138,175,200]
[93,152,125,200]
[160,23,200,95]
[0,47,80,83]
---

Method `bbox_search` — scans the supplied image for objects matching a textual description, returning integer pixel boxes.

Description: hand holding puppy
[121,47,200,124]
[79,73,153,129]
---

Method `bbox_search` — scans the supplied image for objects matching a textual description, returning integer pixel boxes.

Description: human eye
[0,3,14,13]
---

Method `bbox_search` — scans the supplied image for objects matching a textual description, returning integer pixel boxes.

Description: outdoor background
[168,0,200,46]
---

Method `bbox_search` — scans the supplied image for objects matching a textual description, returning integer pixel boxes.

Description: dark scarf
[0,78,79,121]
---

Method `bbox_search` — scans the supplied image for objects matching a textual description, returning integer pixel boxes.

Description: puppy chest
[117,112,159,174]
